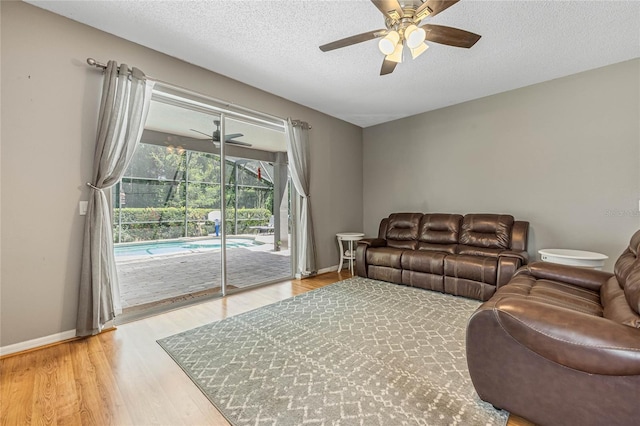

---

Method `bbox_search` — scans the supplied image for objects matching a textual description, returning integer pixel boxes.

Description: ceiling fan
[190,119,252,147]
[319,0,481,75]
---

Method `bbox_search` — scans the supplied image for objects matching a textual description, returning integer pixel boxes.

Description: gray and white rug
[158,277,508,425]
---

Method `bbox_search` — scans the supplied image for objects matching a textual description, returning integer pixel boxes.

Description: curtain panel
[77,61,154,337]
[285,119,317,277]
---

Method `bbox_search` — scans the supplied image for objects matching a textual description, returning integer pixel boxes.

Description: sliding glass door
[113,94,291,317]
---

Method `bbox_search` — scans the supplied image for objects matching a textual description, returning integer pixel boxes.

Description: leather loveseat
[356,213,529,301]
[466,230,640,426]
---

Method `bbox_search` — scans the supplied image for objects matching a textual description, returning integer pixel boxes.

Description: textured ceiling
[27,0,640,128]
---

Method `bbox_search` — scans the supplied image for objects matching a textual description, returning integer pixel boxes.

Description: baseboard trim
[0,329,77,358]
[317,265,340,275]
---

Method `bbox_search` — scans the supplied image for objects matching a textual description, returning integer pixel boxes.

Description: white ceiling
[28,0,640,128]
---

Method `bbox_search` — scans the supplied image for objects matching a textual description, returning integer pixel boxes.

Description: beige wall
[0,2,363,347]
[363,59,640,271]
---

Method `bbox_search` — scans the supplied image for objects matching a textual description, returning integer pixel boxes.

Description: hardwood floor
[1,271,533,425]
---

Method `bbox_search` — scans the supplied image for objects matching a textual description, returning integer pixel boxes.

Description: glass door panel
[222,116,292,292]
[113,101,224,314]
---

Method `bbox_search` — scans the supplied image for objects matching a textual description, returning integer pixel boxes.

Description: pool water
[115,238,260,258]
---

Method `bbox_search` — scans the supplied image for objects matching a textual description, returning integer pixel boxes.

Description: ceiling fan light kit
[378,30,400,55]
[387,43,404,63]
[405,24,426,48]
[319,0,481,75]
[410,42,429,59]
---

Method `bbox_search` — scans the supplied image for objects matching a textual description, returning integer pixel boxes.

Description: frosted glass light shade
[387,42,404,63]
[378,31,400,55]
[410,42,429,59]
[405,24,426,49]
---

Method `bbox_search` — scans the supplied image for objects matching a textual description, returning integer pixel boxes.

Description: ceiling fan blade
[225,133,244,140]
[371,0,404,20]
[190,129,212,138]
[422,24,481,48]
[226,140,252,147]
[320,29,386,52]
[380,58,397,76]
[417,0,460,18]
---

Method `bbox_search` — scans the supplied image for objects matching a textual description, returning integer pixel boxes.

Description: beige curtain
[77,61,154,337]
[285,119,317,276]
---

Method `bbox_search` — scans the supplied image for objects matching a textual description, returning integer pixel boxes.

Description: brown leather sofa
[466,230,640,426]
[356,213,529,301]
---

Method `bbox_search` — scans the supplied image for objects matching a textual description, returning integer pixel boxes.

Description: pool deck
[116,236,291,311]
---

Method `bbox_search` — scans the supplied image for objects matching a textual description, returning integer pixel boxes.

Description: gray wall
[0,2,363,347]
[363,59,640,271]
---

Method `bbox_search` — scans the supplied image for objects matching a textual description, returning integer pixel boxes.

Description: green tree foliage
[113,143,275,242]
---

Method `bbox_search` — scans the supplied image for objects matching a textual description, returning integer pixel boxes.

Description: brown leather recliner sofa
[467,230,640,426]
[356,213,529,301]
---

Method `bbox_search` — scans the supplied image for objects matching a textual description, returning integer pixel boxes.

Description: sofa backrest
[417,214,463,254]
[612,229,640,319]
[377,213,528,255]
[385,213,422,249]
[457,214,515,257]
[614,229,640,286]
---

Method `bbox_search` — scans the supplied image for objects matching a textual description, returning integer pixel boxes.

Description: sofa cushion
[401,250,446,274]
[416,214,462,254]
[368,265,402,284]
[459,214,514,249]
[498,273,603,317]
[366,247,405,268]
[402,270,444,292]
[444,254,498,286]
[457,246,504,258]
[386,213,421,249]
[444,277,496,301]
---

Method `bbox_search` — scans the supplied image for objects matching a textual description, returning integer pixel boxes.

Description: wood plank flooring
[1,272,533,425]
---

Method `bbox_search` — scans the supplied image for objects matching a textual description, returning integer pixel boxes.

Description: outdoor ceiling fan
[319,0,481,75]
[190,119,253,147]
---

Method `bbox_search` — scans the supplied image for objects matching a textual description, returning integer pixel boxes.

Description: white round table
[538,248,608,270]
[337,232,365,275]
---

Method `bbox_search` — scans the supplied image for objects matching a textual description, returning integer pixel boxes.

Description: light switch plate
[79,201,88,216]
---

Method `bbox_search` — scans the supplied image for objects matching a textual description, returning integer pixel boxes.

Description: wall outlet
[79,201,88,216]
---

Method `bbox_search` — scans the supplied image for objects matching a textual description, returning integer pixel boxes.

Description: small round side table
[337,232,365,275]
[538,248,608,270]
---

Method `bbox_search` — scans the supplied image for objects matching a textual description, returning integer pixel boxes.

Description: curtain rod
[85,58,310,129]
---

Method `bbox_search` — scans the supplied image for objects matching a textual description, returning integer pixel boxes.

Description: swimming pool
[115,238,260,258]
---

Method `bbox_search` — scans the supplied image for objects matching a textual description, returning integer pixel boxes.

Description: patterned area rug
[158,277,508,425]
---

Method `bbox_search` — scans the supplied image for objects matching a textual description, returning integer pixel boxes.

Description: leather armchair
[466,232,640,426]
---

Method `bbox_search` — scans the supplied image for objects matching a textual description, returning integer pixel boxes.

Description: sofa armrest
[355,239,386,277]
[498,250,529,264]
[515,261,612,291]
[357,238,387,248]
[489,297,640,375]
[510,221,529,251]
[496,250,529,288]
[496,253,527,288]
